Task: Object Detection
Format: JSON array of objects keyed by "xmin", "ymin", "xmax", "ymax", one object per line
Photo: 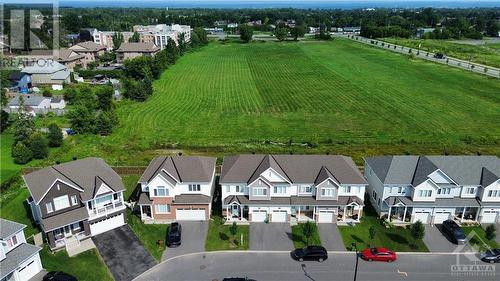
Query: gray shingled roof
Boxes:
[
  {"xmin": 72, "ymin": 41, "xmax": 106, "ymax": 52},
  {"xmin": 247, "ymin": 155, "xmax": 291, "ymax": 184},
  {"xmin": 384, "ymin": 196, "xmax": 481, "ymax": 207},
  {"xmin": 0, "ymin": 219, "xmax": 26, "ymax": 240},
  {"xmin": 138, "ymin": 156, "xmax": 216, "ymax": 184},
  {"xmin": 41, "ymin": 207, "xmax": 88, "ymax": 231},
  {"xmin": 220, "ymin": 155, "xmax": 366, "ymax": 185},
  {"xmin": 481, "ymin": 167, "xmax": 499, "ymax": 187},
  {"xmin": 7, "ymin": 95, "xmax": 46, "ymax": 107},
  {"xmin": 137, "ymin": 192, "xmax": 152, "ymax": 205},
  {"xmin": 174, "ymin": 194, "xmax": 211, "ymax": 204},
  {"xmin": 116, "ymin": 42, "xmax": 160, "ymax": 53},
  {"xmin": 366, "ymin": 156, "xmax": 499, "ymax": 186},
  {"xmin": 224, "ymin": 195, "xmax": 362, "ymax": 206},
  {"xmin": 24, "ymin": 157, "xmax": 124, "ymax": 204},
  {"xmin": 0, "ymin": 243, "xmax": 41, "ymax": 279},
  {"xmin": 21, "ymin": 60, "xmax": 66, "ymax": 74}
]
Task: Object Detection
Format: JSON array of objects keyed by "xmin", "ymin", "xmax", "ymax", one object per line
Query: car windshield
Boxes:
[{"xmin": 454, "ymin": 229, "xmax": 466, "ymax": 239}]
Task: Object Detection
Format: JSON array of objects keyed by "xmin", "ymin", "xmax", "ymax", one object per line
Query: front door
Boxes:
[
  {"xmin": 64, "ymin": 225, "xmax": 71, "ymax": 237},
  {"xmin": 231, "ymin": 205, "xmax": 239, "ymax": 217}
]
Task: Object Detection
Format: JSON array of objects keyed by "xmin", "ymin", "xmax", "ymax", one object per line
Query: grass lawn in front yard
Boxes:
[
  {"xmin": 126, "ymin": 209, "xmax": 168, "ymax": 261},
  {"xmin": 291, "ymin": 223, "xmax": 322, "ymax": 249},
  {"xmin": 205, "ymin": 217, "xmax": 250, "ymax": 251},
  {"xmin": 463, "ymin": 226, "xmax": 499, "ymax": 251},
  {"xmin": 40, "ymin": 246, "xmax": 113, "ymax": 281},
  {"xmin": 338, "ymin": 204, "xmax": 428, "ymax": 252}
]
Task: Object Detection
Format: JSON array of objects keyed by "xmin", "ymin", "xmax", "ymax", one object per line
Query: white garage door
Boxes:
[
  {"xmin": 90, "ymin": 213, "xmax": 125, "ymax": 236},
  {"xmin": 176, "ymin": 208, "xmax": 206, "ymax": 221},
  {"xmin": 252, "ymin": 210, "xmax": 267, "ymax": 222},
  {"xmin": 318, "ymin": 210, "xmax": 334, "ymax": 223},
  {"xmin": 17, "ymin": 255, "xmax": 41, "ymax": 281},
  {"xmin": 481, "ymin": 211, "xmax": 499, "ymax": 223},
  {"xmin": 413, "ymin": 212, "xmax": 430, "ymax": 224},
  {"xmin": 433, "ymin": 212, "xmax": 451, "ymax": 224},
  {"xmin": 272, "ymin": 210, "xmax": 288, "ymax": 222}
]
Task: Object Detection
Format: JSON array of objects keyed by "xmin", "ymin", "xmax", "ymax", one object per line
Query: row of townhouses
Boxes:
[
  {"xmin": 88, "ymin": 24, "xmax": 191, "ymax": 51},
  {"xmin": 21, "ymin": 155, "xmax": 499, "ymax": 252}
]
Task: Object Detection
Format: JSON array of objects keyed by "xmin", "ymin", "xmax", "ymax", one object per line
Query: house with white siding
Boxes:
[
  {"xmin": 220, "ymin": 155, "xmax": 367, "ymax": 223},
  {"xmin": 364, "ymin": 155, "xmax": 500, "ymax": 224}
]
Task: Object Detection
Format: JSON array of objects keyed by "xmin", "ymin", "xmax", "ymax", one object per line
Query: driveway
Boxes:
[
  {"xmin": 318, "ymin": 224, "xmax": 345, "ymax": 251},
  {"xmin": 423, "ymin": 225, "xmax": 458, "ymax": 253},
  {"xmin": 250, "ymin": 223, "xmax": 293, "ymax": 251},
  {"xmin": 93, "ymin": 225, "xmax": 157, "ymax": 281},
  {"xmin": 161, "ymin": 221, "xmax": 208, "ymax": 261}
]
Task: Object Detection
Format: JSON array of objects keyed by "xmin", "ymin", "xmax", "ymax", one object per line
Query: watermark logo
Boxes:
[
  {"xmin": 451, "ymin": 229, "xmax": 496, "ymax": 277},
  {"xmin": 1, "ymin": 0, "xmax": 59, "ymax": 70}
]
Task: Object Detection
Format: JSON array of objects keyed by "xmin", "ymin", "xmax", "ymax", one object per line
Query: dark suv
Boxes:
[
  {"xmin": 167, "ymin": 222, "xmax": 182, "ymax": 247},
  {"xmin": 441, "ymin": 219, "xmax": 466, "ymax": 244},
  {"xmin": 292, "ymin": 246, "xmax": 328, "ymax": 262}
]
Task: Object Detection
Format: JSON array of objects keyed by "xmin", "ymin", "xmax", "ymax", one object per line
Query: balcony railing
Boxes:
[{"xmin": 89, "ymin": 201, "xmax": 124, "ymax": 218}]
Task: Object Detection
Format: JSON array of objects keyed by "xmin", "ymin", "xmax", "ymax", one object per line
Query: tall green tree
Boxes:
[
  {"xmin": 47, "ymin": 123, "xmax": 63, "ymax": 147},
  {"xmin": 112, "ymin": 32, "xmax": 124, "ymax": 51},
  {"xmin": 12, "ymin": 141, "xmax": 32, "ymax": 164},
  {"xmin": 193, "ymin": 27, "xmax": 209, "ymax": 46},
  {"xmin": 165, "ymin": 38, "xmax": 180, "ymax": 64},
  {"xmin": 29, "ymin": 133, "xmax": 49, "ymax": 159},
  {"xmin": 274, "ymin": 27, "xmax": 288, "ymax": 41},
  {"xmin": 95, "ymin": 85, "xmax": 114, "ymax": 111},
  {"xmin": 178, "ymin": 33, "xmax": 187, "ymax": 55},
  {"xmin": 239, "ymin": 24, "xmax": 253, "ymax": 43},
  {"xmin": 12, "ymin": 97, "xmax": 36, "ymax": 144},
  {"xmin": 129, "ymin": 31, "xmax": 141, "ymax": 43},
  {"xmin": 290, "ymin": 25, "xmax": 306, "ymax": 40},
  {"xmin": 67, "ymin": 103, "xmax": 96, "ymax": 134}
]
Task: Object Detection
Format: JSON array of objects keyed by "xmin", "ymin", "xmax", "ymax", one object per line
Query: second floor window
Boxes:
[
  {"xmin": 418, "ymin": 190, "xmax": 432, "ymax": 197},
  {"xmin": 299, "ymin": 186, "xmax": 312, "ymax": 193},
  {"xmin": 154, "ymin": 186, "xmax": 168, "ymax": 196},
  {"xmin": 253, "ymin": 188, "xmax": 267, "ymax": 196},
  {"xmin": 321, "ymin": 188, "xmax": 336, "ymax": 197},
  {"xmin": 465, "ymin": 187, "xmax": 476, "ymax": 194},
  {"xmin": 71, "ymin": 195, "xmax": 78, "ymax": 206},
  {"xmin": 235, "ymin": 185, "xmax": 242, "ymax": 192},
  {"xmin": 7, "ymin": 235, "xmax": 18, "ymax": 248},
  {"xmin": 53, "ymin": 195, "xmax": 70, "ymax": 211},
  {"xmin": 342, "ymin": 186, "xmax": 352, "ymax": 193},
  {"xmin": 46, "ymin": 202, "xmax": 53, "ymax": 213},
  {"xmin": 189, "ymin": 184, "xmax": 201, "ymax": 192},
  {"xmin": 274, "ymin": 186, "xmax": 287, "ymax": 194},
  {"xmin": 437, "ymin": 188, "xmax": 451, "ymax": 195},
  {"xmin": 488, "ymin": 190, "xmax": 500, "ymax": 197}
]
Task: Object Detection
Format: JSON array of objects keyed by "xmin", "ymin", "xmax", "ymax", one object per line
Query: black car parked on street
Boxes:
[
  {"xmin": 43, "ymin": 271, "xmax": 77, "ymax": 281},
  {"xmin": 481, "ymin": 249, "xmax": 500, "ymax": 263},
  {"xmin": 291, "ymin": 246, "xmax": 328, "ymax": 262},
  {"xmin": 441, "ymin": 219, "xmax": 466, "ymax": 244},
  {"xmin": 167, "ymin": 222, "xmax": 182, "ymax": 247}
]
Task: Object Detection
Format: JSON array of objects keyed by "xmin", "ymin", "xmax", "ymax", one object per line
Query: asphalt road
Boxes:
[{"xmin": 135, "ymin": 252, "xmax": 498, "ymax": 281}]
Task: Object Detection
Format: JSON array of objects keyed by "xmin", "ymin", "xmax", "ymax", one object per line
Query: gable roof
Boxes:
[
  {"xmin": 314, "ymin": 166, "xmax": 339, "ymax": 185},
  {"xmin": 116, "ymin": 42, "xmax": 160, "ymax": 53},
  {"xmin": 70, "ymin": 41, "xmax": 106, "ymax": 52},
  {"xmin": 139, "ymin": 156, "xmax": 216, "ymax": 184},
  {"xmin": 220, "ymin": 155, "xmax": 366, "ymax": 185},
  {"xmin": 366, "ymin": 156, "xmax": 500, "ymax": 186},
  {"xmin": 21, "ymin": 60, "xmax": 67, "ymax": 75},
  {"xmin": 7, "ymin": 95, "xmax": 47, "ymax": 107},
  {"xmin": 55, "ymin": 48, "xmax": 84, "ymax": 62},
  {"xmin": 23, "ymin": 157, "xmax": 124, "ymax": 204},
  {"xmin": 247, "ymin": 155, "xmax": 290, "ymax": 184},
  {"xmin": 0, "ymin": 243, "xmax": 41, "ymax": 280},
  {"xmin": 481, "ymin": 167, "xmax": 499, "ymax": 187},
  {"xmin": 0, "ymin": 219, "xmax": 26, "ymax": 240}
]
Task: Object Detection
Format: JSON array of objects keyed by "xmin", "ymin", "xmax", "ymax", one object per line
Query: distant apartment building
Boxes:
[
  {"xmin": 116, "ymin": 42, "xmax": 160, "ymax": 63},
  {"xmin": 87, "ymin": 24, "xmax": 191, "ymax": 51}
]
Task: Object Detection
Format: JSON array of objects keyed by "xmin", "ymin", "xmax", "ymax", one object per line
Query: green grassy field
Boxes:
[
  {"xmin": 1, "ymin": 39, "xmax": 499, "ymax": 179},
  {"xmin": 0, "ymin": 134, "xmax": 22, "ymax": 182},
  {"xmin": 381, "ymin": 38, "xmax": 500, "ymax": 68}
]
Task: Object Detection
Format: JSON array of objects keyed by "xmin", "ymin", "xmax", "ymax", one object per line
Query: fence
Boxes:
[{"xmin": 344, "ymin": 35, "xmax": 500, "ymax": 79}]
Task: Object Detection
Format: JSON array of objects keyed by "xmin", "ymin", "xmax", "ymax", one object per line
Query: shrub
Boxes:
[
  {"xmin": 48, "ymin": 123, "xmax": 63, "ymax": 147},
  {"xmin": 230, "ymin": 222, "xmax": 238, "ymax": 236},
  {"xmin": 12, "ymin": 142, "xmax": 32, "ymax": 164},
  {"xmin": 369, "ymin": 226, "xmax": 376, "ymax": 240},
  {"xmin": 485, "ymin": 225, "xmax": 496, "ymax": 241},
  {"xmin": 410, "ymin": 221, "xmax": 425, "ymax": 240}
]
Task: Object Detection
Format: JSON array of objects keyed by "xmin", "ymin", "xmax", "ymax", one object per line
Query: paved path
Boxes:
[
  {"xmin": 318, "ymin": 224, "xmax": 346, "ymax": 251},
  {"xmin": 250, "ymin": 223, "xmax": 293, "ymax": 251},
  {"xmin": 423, "ymin": 225, "xmax": 457, "ymax": 253},
  {"xmin": 135, "ymin": 251, "xmax": 498, "ymax": 281},
  {"xmin": 340, "ymin": 34, "xmax": 500, "ymax": 78},
  {"xmin": 161, "ymin": 221, "xmax": 208, "ymax": 261},
  {"xmin": 93, "ymin": 225, "xmax": 156, "ymax": 281}
]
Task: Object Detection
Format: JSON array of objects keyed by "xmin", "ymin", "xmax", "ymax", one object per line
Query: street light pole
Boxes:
[{"xmin": 352, "ymin": 242, "xmax": 359, "ymax": 281}]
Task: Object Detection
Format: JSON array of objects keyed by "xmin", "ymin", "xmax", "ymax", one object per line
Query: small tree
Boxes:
[
  {"xmin": 112, "ymin": 32, "xmax": 124, "ymax": 51},
  {"xmin": 410, "ymin": 221, "xmax": 425, "ymax": 241},
  {"xmin": 485, "ymin": 225, "xmax": 496, "ymax": 241},
  {"xmin": 129, "ymin": 31, "xmax": 140, "ymax": 43},
  {"xmin": 274, "ymin": 27, "xmax": 288, "ymax": 41},
  {"xmin": 369, "ymin": 226, "xmax": 376, "ymax": 240},
  {"xmin": 95, "ymin": 85, "xmax": 114, "ymax": 111},
  {"xmin": 48, "ymin": 123, "xmax": 63, "ymax": 147},
  {"xmin": 42, "ymin": 88, "xmax": 52, "ymax": 97},
  {"xmin": 12, "ymin": 141, "xmax": 33, "ymax": 164},
  {"xmin": 29, "ymin": 133, "xmax": 49, "ymax": 159},
  {"xmin": 302, "ymin": 221, "xmax": 314, "ymax": 246},
  {"xmin": 290, "ymin": 25, "xmax": 306, "ymax": 41},
  {"xmin": 239, "ymin": 24, "xmax": 253, "ymax": 43},
  {"xmin": 230, "ymin": 221, "xmax": 238, "ymax": 236},
  {"xmin": 12, "ymin": 97, "xmax": 36, "ymax": 144}
]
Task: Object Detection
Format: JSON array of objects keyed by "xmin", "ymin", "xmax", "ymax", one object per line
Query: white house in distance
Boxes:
[
  {"xmin": 6, "ymin": 95, "xmax": 66, "ymax": 116},
  {"xmin": 0, "ymin": 219, "xmax": 43, "ymax": 281},
  {"xmin": 365, "ymin": 155, "xmax": 500, "ymax": 224},
  {"xmin": 136, "ymin": 156, "xmax": 216, "ymax": 222},
  {"xmin": 220, "ymin": 155, "xmax": 367, "ymax": 223}
]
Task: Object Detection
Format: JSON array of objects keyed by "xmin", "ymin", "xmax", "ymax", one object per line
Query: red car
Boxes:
[{"xmin": 360, "ymin": 247, "xmax": 397, "ymax": 262}]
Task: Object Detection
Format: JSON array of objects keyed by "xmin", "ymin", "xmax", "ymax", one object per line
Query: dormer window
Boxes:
[
  {"xmin": 6, "ymin": 235, "xmax": 18, "ymax": 248},
  {"xmin": 188, "ymin": 184, "xmax": 201, "ymax": 192},
  {"xmin": 46, "ymin": 202, "xmax": 54, "ymax": 213},
  {"xmin": 465, "ymin": 187, "xmax": 476, "ymax": 194},
  {"xmin": 53, "ymin": 195, "xmax": 70, "ymax": 211},
  {"xmin": 488, "ymin": 190, "xmax": 500, "ymax": 197},
  {"xmin": 437, "ymin": 188, "xmax": 451, "ymax": 195}
]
